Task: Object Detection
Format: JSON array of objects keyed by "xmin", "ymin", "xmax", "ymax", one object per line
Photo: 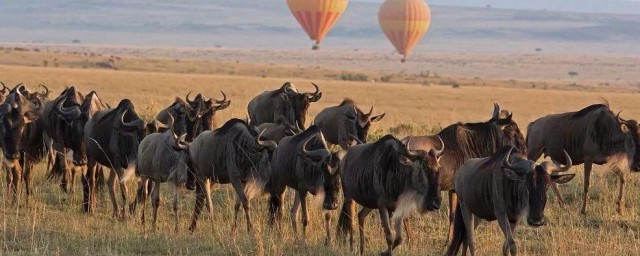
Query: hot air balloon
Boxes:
[
  {"xmin": 286, "ymin": 0, "xmax": 349, "ymax": 50},
  {"xmin": 378, "ymin": 0, "xmax": 431, "ymax": 62}
]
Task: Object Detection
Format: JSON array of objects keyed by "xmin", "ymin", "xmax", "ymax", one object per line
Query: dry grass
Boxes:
[{"xmin": 1, "ymin": 53, "xmax": 640, "ymax": 255}]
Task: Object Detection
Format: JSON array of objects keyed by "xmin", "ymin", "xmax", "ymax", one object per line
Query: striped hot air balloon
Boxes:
[
  {"xmin": 286, "ymin": 0, "xmax": 349, "ymax": 50},
  {"xmin": 378, "ymin": 0, "xmax": 431, "ymax": 62}
]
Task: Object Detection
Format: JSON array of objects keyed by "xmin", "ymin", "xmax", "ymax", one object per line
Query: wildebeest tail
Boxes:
[
  {"xmin": 336, "ymin": 197, "xmax": 355, "ymax": 240},
  {"xmin": 445, "ymin": 204, "xmax": 466, "ymax": 256}
]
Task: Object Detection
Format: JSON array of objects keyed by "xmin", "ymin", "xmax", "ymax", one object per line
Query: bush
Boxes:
[{"xmin": 339, "ymin": 72, "xmax": 369, "ymax": 81}]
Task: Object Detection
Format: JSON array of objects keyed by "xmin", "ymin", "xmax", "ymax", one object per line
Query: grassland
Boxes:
[{"xmin": 1, "ymin": 49, "xmax": 640, "ymax": 255}]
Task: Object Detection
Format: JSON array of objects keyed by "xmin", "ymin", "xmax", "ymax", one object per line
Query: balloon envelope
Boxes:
[
  {"xmin": 287, "ymin": 0, "xmax": 349, "ymax": 50},
  {"xmin": 378, "ymin": 0, "xmax": 431, "ymax": 62}
]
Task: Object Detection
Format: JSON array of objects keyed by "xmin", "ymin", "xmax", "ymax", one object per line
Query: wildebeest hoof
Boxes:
[{"xmin": 380, "ymin": 250, "xmax": 392, "ymax": 256}]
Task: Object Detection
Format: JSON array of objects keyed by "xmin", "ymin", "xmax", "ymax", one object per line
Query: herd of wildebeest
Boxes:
[{"xmin": 1, "ymin": 81, "xmax": 639, "ymax": 255}]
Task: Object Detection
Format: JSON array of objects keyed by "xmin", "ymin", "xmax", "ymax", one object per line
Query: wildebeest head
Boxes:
[
  {"xmin": 400, "ymin": 136, "xmax": 444, "ymax": 211},
  {"xmin": 185, "ymin": 91, "xmax": 231, "ymax": 140},
  {"xmin": 0, "ymin": 91, "xmax": 42, "ymax": 160},
  {"xmin": 340, "ymin": 102, "xmax": 385, "ymax": 148},
  {"xmin": 282, "ymin": 82, "xmax": 322, "ymax": 130},
  {"xmin": 489, "ymin": 103, "xmax": 527, "ymax": 155},
  {"xmin": 617, "ymin": 113, "xmax": 640, "ymax": 171},
  {"xmin": 298, "ymin": 131, "xmax": 342, "ymax": 210},
  {"xmin": 55, "ymin": 91, "xmax": 106, "ymax": 165},
  {"xmin": 526, "ymin": 150, "xmax": 575, "ymax": 227},
  {"xmin": 112, "ymin": 100, "xmax": 148, "ymax": 169}
]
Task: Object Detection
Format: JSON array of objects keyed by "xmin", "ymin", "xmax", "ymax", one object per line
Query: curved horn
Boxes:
[
  {"xmin": 214, "ymin": 90, "xmax": 227, "ymax": 104},
  {"xmin": 492, "ymin": 103, "xmax": 500, "ymax": 119},
  {"xmin": 435, "ymin": 136, "xmax": 445, "ymax": 157},
  {"xmin": 367, "ymin": 106, "xmax": 374, "ymax": 116},
  {"xmin": 185, "ymin": 91, "xmax": 195, "ymax": 105},
  {"xmin": 156, "ymin": 112, "xmax": 174, "ymax": 130},
  {"xmin": 311, "ymin": 83, "xmax": 320, "ymax": 95},
  {"xmin": 256, "ymin": 129, "xmax": 277, "ymax": 151},
  {"xmin": 55, "ymin": 96, "xmax": 81, "ymax": 120},
  {"xmin": 0, "ymin": 81, "xmax": 8, "ymax": 94},
  {"xmin": 616, "ymin": 110, "xmax": 625, "ymax": 123},
  {"xmin": 175, "ymin": 134, "xmax": 189, "ymax": 150},
  {"xmin": 502, "ymin": 147, "xmax": 515, "ymax": 169},
  {"xmin": 119, "ymin": 110, "xmax": 144, "ymax": 131},
  {"xmin": 405, "ymin": 137, "xmax": 421, "ymax": 157},
  {"xmin": 301, "ymin": 134, "xmax": 331, "ymax": 160},
  {"xmin": 557, "ymin": 150, "xmax": 572, "ymax": 173},
  {"xmin": 37, "ymin": 84, "xmax": 50, "ymax": 98}
]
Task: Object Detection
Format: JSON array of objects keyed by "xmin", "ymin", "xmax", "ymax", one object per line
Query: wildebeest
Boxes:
[
  {"xmin": 527, "ymin": 102, "xmax": 640, "ymax": 214},
  {"xmin": 314, "ymin": 99, "xmax": 385, "ymax": 149},
  {"xmin": 83, "ymin": 99, "xmax": 148, "ymax": 216},
  {"xmin": 0, "ymin": 90, "xmax": 45, "ymax": 203},
  {"xmin": 43, "ymin": 87, "xmax": 108, "ymax": 193},
  {"xmin": 188, "ymin": 118, "xmax": 277, "ymax": 232},
  {"xmin": 446, "ymin": 146, "xmax": 574, "ymax": 256},
  {"xmin": 337, "ymin": 135, "xmax": 443, "ymax": 255},
  {"xmin": 403, "ymin": 103, "xmax": 526, "ymax": 243},
  {"xmin": 183, "ymin": 91, "xmax": 231, "ymax": 140},
  {"xmin": 130, "ymin": 114, "xmax": 191, "ymax": 231},
  {"xmin": 267, "ymin": 125, "xmax": 342, "ymax": 244},
  {"xmin": 247, "ymin": 82, "xmax": 322, "ymax": 130}
]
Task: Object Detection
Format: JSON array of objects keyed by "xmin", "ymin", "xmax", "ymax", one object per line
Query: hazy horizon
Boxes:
[{"xmin": 356, "ymin": 0, "xmax": 640, "ymax": 15}]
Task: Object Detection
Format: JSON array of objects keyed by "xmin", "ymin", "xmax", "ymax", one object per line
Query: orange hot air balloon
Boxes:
[
  {"xmin": 287, "ymin": 0, "xmax": 349, "ymax": 50},
  {"xmin": 378, "ymin": 0, "xmax": 431, "ymax": 62}
]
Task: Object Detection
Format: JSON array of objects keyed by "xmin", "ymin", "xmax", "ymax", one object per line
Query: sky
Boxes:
[{"xmin": 355, "ymin": 0, "xmax": 640, "ymax": 15}]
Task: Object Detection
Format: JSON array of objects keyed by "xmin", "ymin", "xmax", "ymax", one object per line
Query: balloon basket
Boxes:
[
  {"xmin": 400, "ymin": 57, "xmax": 406, "ymax": 63},
  {"xmin": 312, "ymin": 44, "xmax": 320, "ymax": 50}
]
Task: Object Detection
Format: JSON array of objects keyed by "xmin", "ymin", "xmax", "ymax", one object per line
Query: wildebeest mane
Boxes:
[
  {"xmin": 338, "ymin": 98, "xmax": 355, "ymax": 107},
  {"xmin": 216, "ymin": 118, "xmax": 257, "ymax": 138},
  {"xmin": 478, "ymin": 146, "xmax": 516, "ymax": 170},
  {"xmin": 438, "ymin": 122, "xmax": 505, "ymax": 165},
  {"xmin": 571, "ymin": 104, "xmax": 608, "ymax": 119}
]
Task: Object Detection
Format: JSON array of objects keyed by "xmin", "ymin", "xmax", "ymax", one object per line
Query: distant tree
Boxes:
[
  {"xmin": 535, "ymin": 48, "xmax": 542, "ymax": 52},
  {"xmin": 486, "ymin": 4, "xmax": 491, "ymax": 8},
  {"xmin": 72, "ymin": 39, "xmax": 81, "ymax": 44},
  {"xmin": 568, "ymin": 71, "xmax": 579, "ymax": 78}
]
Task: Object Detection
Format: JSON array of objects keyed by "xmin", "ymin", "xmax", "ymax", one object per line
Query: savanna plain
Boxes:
[{"xmin": 1, "ymin": 46, "xmax": 640, "ymax": 255}]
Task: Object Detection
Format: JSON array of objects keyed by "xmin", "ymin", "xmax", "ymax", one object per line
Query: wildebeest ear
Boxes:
[
  {"xmin": 502, "ymin": 168, "xmax": 524, "ymax": 182},
  {"xmin": 621, "ymin": 123, "xmax": 629, "ymax": 132},
  {"xmin": 370, "ymin": 113, "xmax": 385, "ymax": 123},
  {"xmin": 551, "ymin": 173, "xmax": 575, "ymax": 184},
  {"xmin": 398, "ymin": 156, "xmax": 414, "ymax": 166}
]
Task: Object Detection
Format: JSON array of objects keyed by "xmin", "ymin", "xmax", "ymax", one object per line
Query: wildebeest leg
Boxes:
[
  {"xmin": 107, "ymin": 170, "xmax": 119, "ymax": 219},
  {"xmin": 403, "ymin": 219, "xmax": 412, "ymax": 243},
  {"xmin": 23, "ymin": 160, "xmax": 34, "ymax": 201},
  {"xmin": 378, "ymin": 207, "xmax": 395, "ymax": 256},
  {"xmin": 460, "ymin": 204, "xmax": 476, "ymax": 256},
  {"xmin": 581, "ymin": 162, "xmax": 593, "ymax": 214},
  {"xmin": 324, "ymin": 211, "xmax": 332, "ymax": 246},
  {"xmin": 358, "ymin": 207, "xmax": 372, "ymax": 255},
  {"xmin": 232, "ymin": 199, "xmax": 241, "ymax": 235},
  {"xmin": 446, "ymin": 190, "xmax": 458, "ymax": 246},
  {"xmin": 613, "ymin": 167, "xmax": 625, "ymax": 214},
  {"xmin": 391, "ymin": 215, "xmax": 403, "ymax": 251},
  {"xmin": 172, "ymin": 182, "xmax": 181, "ymax": 232},
  {"xmin": 82, "ymin": 159, "xmax": 98, "ymax": 213},
  {"xmin": 139, "ymin": 177, "xmax": 149, "ymax": 224},
  {"xmin": 151, "ymin": 180, "xmax": 161, "ymax": 231},
  {"xmin": 290, "ymin": 191, "xmax": 301, "ymax": 235},
  {"xmin": 188, "ymin": 179, "xmax": 206, "ymax": 232},
  {"xmin": 130, "ymin": 179, "xmax": 143, "ymax": 215},
  {"xmin": 497, "ymin": 214, "xmax": 516, "ymax": 256},
  {"xmin": 299, "ymin": 191, "xmax": 310, "ymax": 240},
  {"xmin": 119, "ymin": 173, "xmax": 129, "ymax": 220},
  {"xmin": 70, "ymin": 165, "xmax": 79, "ymax": 194},
  {"xmin": 231, "ymin": 180, "xmax": 252, "ymax": 232},
  {"xmin": 204, "ymin": 179, "xmax": 215, "ymax": 229},
  {"xmin": 4, "ymin": 162, "xmax": 15, "ymax": 203}
]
